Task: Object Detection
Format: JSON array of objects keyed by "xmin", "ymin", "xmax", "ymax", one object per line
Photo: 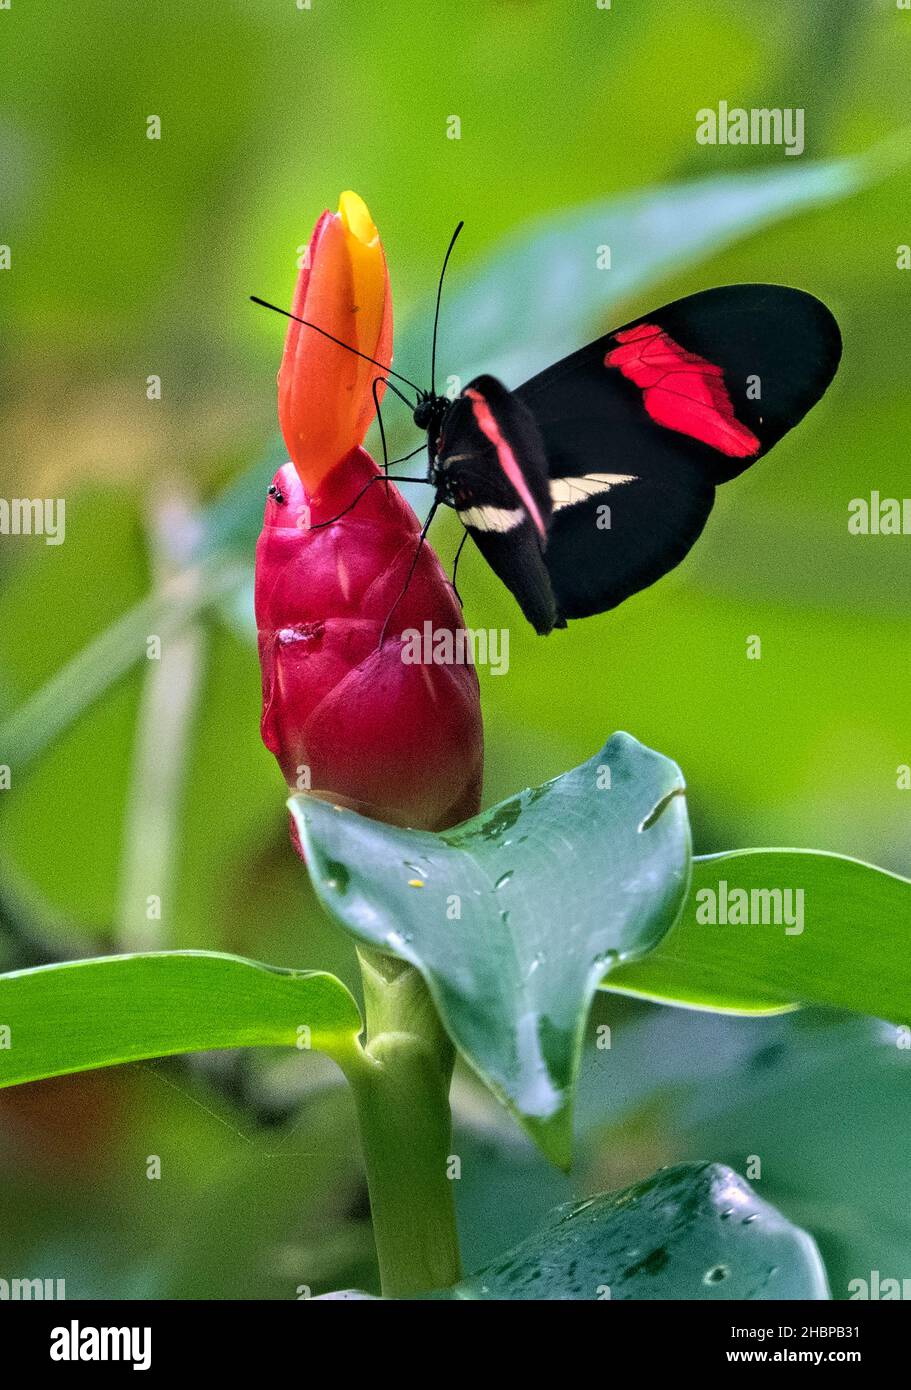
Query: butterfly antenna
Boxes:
[
  {"xmin": 430, "ymin": 221, "xmax": 464, "ymax": 397},
  {"xmin": 250, "ymin": 296, "xmax": 423, "ymax": 397}
]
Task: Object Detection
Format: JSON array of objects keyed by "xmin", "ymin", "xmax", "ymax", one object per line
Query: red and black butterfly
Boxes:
[{"xmin": 254, "ymin": 226, "xmax": 841, "ymax": 635}]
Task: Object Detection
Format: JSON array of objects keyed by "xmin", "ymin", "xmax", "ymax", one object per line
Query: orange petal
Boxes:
[{"xmin": 278, "ymin": 194, "xmax": 393, "ymax": 492}]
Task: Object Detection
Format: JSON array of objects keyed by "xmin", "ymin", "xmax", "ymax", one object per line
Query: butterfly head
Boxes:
[
  {"xmin": 412, "ymin": 394, "xmax": 436, "ymax": 431},
  {"xmin": 413, "ymin": 390, "xmax": 451, "ymax": 441}
]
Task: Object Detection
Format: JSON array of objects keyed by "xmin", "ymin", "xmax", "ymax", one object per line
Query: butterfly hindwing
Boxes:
[
  {"xmin": 544, "ymin": 465, "xmax": 717, "ymax": 622},
  {"xmin": 436, "ymin": 375, "xmax": 560, "ymax": 634},
  {"xmin": 515, "ymin": 283, "xmax": 842, "ymax": 622}
]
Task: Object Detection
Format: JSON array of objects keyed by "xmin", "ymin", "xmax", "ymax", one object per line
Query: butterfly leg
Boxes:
[
  {"xmin": 450, "ymin": 529, "xmax": 468, "ymax": 609},
  {"xmin": 308, "ymin": 470, "xmax": 433, "ymax": 530},
  {"xmin": 371, "ymin": 376, "xmax": 391, "ymax": 480},
  {"xmin": 371, "ymin": 375, "xmax": 423, "ymax": 479},
  {"xmin": 378, "ymin": 500, "xmax": 440, "ymax": 649},
  {"xmin": 308, "ymin": 473, "xmax": 387, "ymax": 529},
  {"xmin": 309, "ymin": 377, "xmax": 429, "ymax": 530}
]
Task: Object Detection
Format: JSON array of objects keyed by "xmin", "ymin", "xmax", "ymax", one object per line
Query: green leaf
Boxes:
[
  {"xmin": 320, "ymin": 1162, "xmax": 829, "ymax": 1300},
  {"xmin": 669, "ymin": 1015, "xmax": 911, "ymax": 1300},
  {"xmin": 292, "ymin": 733, "xmax": 690, "ymax": 1167},
  {"xmin": 0, "ymin": 951, "xmax": 363, "ymax": 1087},
  {"xmin": 432, "ymin": 1162, "xmax": 829, "ymax": 1300},
  {"xmin": 606, "ymin": 849, "xmax": 911, "ymax": 1018},
  {"xmin": 393, "ymin": 136, "xmax": 911, "ymax": 395}
]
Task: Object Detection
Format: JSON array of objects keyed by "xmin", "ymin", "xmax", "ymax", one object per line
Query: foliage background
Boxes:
[{"xmin": 0, "ymin": 0, "xmax": 908, "ymax": 1298}]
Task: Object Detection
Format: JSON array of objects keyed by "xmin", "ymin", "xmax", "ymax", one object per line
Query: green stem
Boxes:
[
  {"xmin": 344, "ymin": 947, "xmax": 462, "ymax": 1298},
  {"xmin": 117, "ymin": 490, "xmax": 207, "ymax": 953}
]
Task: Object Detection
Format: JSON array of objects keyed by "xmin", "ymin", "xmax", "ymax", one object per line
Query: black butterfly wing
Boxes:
[
  {"xmin": 542, "ymin": 461, "xmax": 717, "ymax": 623},
  {"xmin": 515, "ymin": 284, "xmax": 842, "ymax": 621},
  {"xmin": 465, "ymin": 523, "xmax": 562, "ymax": 636},
  {"xmin": 437, "ymin": 375, "xmax": 562, "ymax": 635}
]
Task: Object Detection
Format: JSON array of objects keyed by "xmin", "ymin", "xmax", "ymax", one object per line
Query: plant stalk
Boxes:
[{"xmin": 344, "ymin": 946, "xmax": 462, "ymax": 1297}]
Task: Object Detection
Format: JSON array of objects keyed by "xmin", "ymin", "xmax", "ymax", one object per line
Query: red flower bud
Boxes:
[{"xmin": 256, "ymin": 195, "xmax": 483, "ymax": 839}]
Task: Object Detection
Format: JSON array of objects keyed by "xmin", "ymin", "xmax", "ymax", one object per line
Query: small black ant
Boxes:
[{"xmin": 267, "ymin": 483, "xmax": 286, "ymax": 506}]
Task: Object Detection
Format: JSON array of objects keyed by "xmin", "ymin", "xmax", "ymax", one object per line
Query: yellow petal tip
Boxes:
[{"xmin": 338, "ymin": 190, "xmax": 378, "ymax": 245}]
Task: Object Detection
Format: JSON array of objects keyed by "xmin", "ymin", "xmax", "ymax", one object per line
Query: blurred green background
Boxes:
[{"xmin": 1, "ymin": 0, "xmax": 909, "ymax": 1298}]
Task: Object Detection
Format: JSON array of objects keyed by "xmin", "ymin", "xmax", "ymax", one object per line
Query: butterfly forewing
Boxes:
[{"xmin": 515, "ymin": 283, "xmax": 842, "ymax": 621}]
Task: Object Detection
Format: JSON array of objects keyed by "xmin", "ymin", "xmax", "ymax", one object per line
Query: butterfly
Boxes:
[{"xmin": 254, "ymin": 225, "xmax": 842, "ymax": 635}]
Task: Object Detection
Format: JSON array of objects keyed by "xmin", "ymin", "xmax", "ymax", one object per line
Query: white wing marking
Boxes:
[
  {"xmin": 458, "ymin": 504, "xmax": 527, "ymax": 533},
  {"xmin": 550, "ymin": 473, "xmax": 637, "ymax": 511}
]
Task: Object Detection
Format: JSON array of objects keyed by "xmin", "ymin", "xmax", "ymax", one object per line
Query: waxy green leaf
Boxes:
[
  {"xmin": 0, "ymin": 950, "xmax": 363, "ymax": 1087},
  {"xmin": 395, "ymin": 136, "xmax": 910, "ymax": 396},
  {"xmin": 321, "ymin": 1163, "xmax": 829, "ymax": 1301},
  {"xmin": 436, "ymin": 1162, "xmax": 829, "ymax": 1300},
  {"xmin": 292, "ymin": 733, "xmax": 690, "ymax": 1167},
  {"xmin": 606, "ymin": 849, "xmax": 911, "ymax": 1018}
]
